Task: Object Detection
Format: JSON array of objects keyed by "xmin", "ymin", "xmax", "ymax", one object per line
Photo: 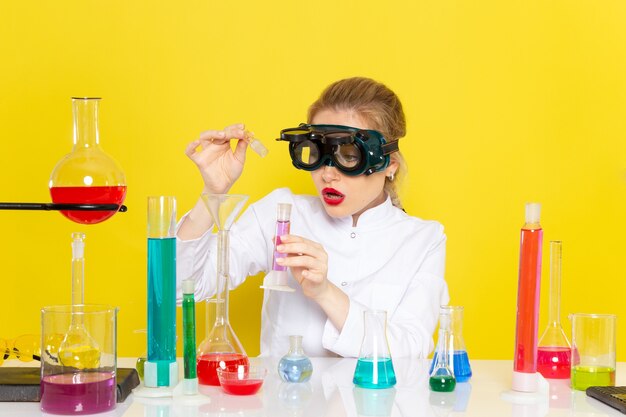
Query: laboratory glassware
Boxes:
[
  {"xmin": 570, "ymin": 313, "xmax": 616, "ymax": 390},
  {"xmin": 40, "ymin": 304, "xmax": 117, "ymax": 415},
  {"xmin": 278, "ymin": 335, "xmax": 313, "ymax": 382},
  {"xmin": 261, "ymin": 203, "xmax": 295, "ymax": 292},
  {"xmin": 429, "ymin": 306, "xmax": 472, "ymax": 382},
  {"xmin": 512, "ymin": 202, "xmax": 543, "ymax": 392},
  {"xmin": 537, "ymin": 241, "xmax": 571, "ymax": 379},
  {"xmin": 145, "ymin": 196, "xmax": 178, "ymax": 388},
  {"xmin": 58, "ymin": 232, "xmax": 100, "ymax": 369},
  {"xmin": 182, "ymin": 279, "xmax": 198, "ymax": 395},
  {"xmin": 196, "ymin": 193, "xmax": 250, "ymax": 386},
  {"xmin": 49, "ymin": 97, "xmax": 126, "ymax": 224},
  {"xmin": 353, "ymin": 310, "xmax": 397, "ymax": 389},
  {"xmin": 429, "ymin": 307, "xmax": 456, "ymax": 392}
]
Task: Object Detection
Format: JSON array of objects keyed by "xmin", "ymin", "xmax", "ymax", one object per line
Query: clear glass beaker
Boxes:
[
  {"xmin": 537, "ymin": 241, "xmax": 571, "ymax": 379},
  {"xmin": 196, "ymin": 193, "xmax": 249, "ymax": 386},
  {"xmin": 145, "ymin": 196, "xmax": 178, "ymax": 388},
  {"xmin": 570, "ymin": 313, "xmax": 616, "ymax": 390},
  {"xmin": 40, "ymin": 304, "xmax": 117, "ymax": 415},
  {"xmin": 353, "ymin": 310, "xmax": 397, "ymax": 389},
  {"xmin": 429, "ymin": 306, "xmax": 472, "ymax": 383},
  {"xmin": 49, "ymin": 97, "xmax": 126, "ymax": 224}
]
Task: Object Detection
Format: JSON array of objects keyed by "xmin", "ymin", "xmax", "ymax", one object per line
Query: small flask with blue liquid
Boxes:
[
  {"xmin": 353, "ymin": 310, "xmax": 397, "ymax": 389},
  {"xmin": 278, "ymin": 335, "xmax": 313, "ymax": 382},
  {"xmin": 429, "ymin": 305, "xmax": 472, "ymax": 383}
]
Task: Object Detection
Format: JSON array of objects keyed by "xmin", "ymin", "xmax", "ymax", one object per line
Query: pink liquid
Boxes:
[
  {"xmin": 220, "ymin": 379, "xmax": 263, "ymax": 395},
  {"xmin": 272, "ymin": 220, "xmax": 290, "ymax": 271},
  {"xmin": 50, "ymin": 185, "xmax": 127, "ymax": 224},
  {"xmin": 537, "ymin": 346, "xmax": 571, "ymax": 379},
  {"xmin": 197, "ymin": 353, "xmax": 249, "ymax": 386},
  {"xmin": 513, "ymin": 227, "xmax": 543, "ymax": 373},
  {"xmin": 40, "ymin": 371, "xmax": 116, "ymax": 415}
]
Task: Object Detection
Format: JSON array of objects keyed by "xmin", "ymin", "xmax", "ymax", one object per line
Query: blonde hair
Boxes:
[{"xmin": 307, "ymin": 77, "xmax": 407, "ymax": 209}]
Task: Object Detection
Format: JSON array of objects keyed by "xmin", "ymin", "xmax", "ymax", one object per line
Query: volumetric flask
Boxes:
[
  {"xmin": 49, "ymin": 97, "xmax": 126, "ymax": 224},
  {"xmin": 429, "ymin": 306, "xmax": 472, "ymax": 382},
  {"xmin": 537, "ymin": 241, "xmax": 571, "ymax": 379},
  {"xmin": 429, "ymin": 308, "xmax": 456, "ymax": 392},
  {"xmin": 196, "ymin": 193, "xmax": 250, "ymax": 386},
  {"xmin": 40, "ymin": 304, "xmax": 117, "ymax": 415},
  {"xmin": 353, "ymin": 310, "xmax": 397, "ymax": 389},
  {"xmin": 570, "ymin": 313, "xmax": 616, "ymax": 391}
]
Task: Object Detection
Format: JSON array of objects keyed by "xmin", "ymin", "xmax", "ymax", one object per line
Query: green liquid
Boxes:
[
  {"xmin": 353, "ymin": 358, "xmax": 397, "ymax": 389},
  {"xmin": 571, "ymin": 365, "xmax": 615, "ymax": 391},
  {"xmin": 182, "ymin": 293, "xmax": 197, "ymax": 379},
  {"xmin": 429, "ymin": 375, "xmax": 456, "ymax": 392}
]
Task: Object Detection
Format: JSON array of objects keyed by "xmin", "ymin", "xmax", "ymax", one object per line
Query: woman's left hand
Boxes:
[{"xmin": 275, "ymin": 234, "xmax": 330, "ymax": 300}]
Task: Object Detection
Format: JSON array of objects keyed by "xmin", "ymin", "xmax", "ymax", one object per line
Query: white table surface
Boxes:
[{"xmin": 2, "ymin": 357, "xmax": 626, "ymax": 417}]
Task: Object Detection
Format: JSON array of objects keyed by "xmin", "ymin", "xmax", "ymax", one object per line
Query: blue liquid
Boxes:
[
  {"xmin": 353, "ymin": 358, "xmax": 397, "ymax": 389},
  {"xmin": 278, "ymin": 357, "xmax": 313, "ymax": 382},
  {"xmin": 429, "ymin": 351, "xmax": 472, "ymax": 382},
  {"xmin": 147, "ymin": 237, "xmax": 177, "ymax": 386}
]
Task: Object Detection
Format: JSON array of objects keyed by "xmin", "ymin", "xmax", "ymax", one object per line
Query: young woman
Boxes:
[{"xmin": 177, "ymin": 77, "xmax": 449, "ymax": 358}]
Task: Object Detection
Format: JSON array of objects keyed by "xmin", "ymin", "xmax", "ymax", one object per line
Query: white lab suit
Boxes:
[{"xmin": 176, "ymin": 187, "xmax": 449, "ymax": 358}]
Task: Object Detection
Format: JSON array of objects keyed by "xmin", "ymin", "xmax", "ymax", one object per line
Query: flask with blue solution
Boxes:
[
  {"xmin": 429, "ymin": 305, "xmax": 472, "ymax": 383},
  {"xmin": 278, "ymin": 335, "xmax": 313, "ymax": 383},
  {"xmin": 353, "ymin": 310, "xmax": 397, "ymax": 389}
]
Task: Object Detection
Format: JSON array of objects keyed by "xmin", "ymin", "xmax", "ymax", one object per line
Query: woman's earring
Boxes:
[{"xmin": 388, "ymin": 172, "xmax": 395, "ymax": 182}]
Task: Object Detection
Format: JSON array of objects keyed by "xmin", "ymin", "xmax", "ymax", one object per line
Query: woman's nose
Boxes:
[{"xmin": 321, "ymin": 165, "xmax": 340, "ymax": 183}]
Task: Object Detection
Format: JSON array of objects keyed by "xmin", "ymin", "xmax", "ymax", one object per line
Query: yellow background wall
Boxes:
[{"xmin": 1, "ymin": 1, "xmax": 625, "ymax": 361}]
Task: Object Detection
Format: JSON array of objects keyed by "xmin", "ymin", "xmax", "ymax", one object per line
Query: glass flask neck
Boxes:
[
  {"xmin": 547, "ymin": 241, "xmax": 563, "ymax": 325},
  {"xmin": 72, "ymin": 97, "xmax": 101, "ymax": 149},
  {"xmin": 288, "ymin": 335, "xmax": 305, "ymax": 357},
  {"xmin": 215, "ymin": 229, "xmax": 230, "ymax": 324}
]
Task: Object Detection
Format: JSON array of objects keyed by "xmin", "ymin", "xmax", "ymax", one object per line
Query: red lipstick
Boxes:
[{"xmin": 322, "ymin": 187, "xmax": 345, "ymax": 205}]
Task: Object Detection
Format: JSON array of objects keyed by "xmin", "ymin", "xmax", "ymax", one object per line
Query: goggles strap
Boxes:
[{"xmin": 381, "ymin": 140, "xmax": 399, "ymax": 155}]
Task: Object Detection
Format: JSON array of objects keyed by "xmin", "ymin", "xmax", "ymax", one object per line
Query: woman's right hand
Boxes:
[{"xmin": 185, "ymin": 123, "xmax": 249, "ymax": 194}]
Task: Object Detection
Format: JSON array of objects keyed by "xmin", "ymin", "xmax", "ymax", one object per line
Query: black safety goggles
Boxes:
[{"xmin": 276, "ymin": 124, "xmax": 399, "ymax": 176}]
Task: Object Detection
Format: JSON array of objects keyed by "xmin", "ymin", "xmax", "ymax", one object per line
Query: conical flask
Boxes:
[
  {"xmin": 353, "ymin": 310, "xmax": 397, "ymax": 389},
  {"xmin": 196, "ymin": 192, "xmax": 250, "ymax": 386},
  {"xmin": 537, "ymin": 241, "xmax": 571, "ymax": 379},
  {"xmin": 429, "ymin": 306, "xmax": 472, "ymax": 382},
  {"xmin": 49, "ymin": 97, "xmax": 126, "ymax": 224},
  {"xmin": 429, "ymin": 307, "xmax": 456, "ymax": 392}
]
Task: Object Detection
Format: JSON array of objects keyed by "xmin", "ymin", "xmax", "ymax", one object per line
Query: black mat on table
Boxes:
[{"xmin": 0, "ymin": 367, "xmax": 139, "ymax": 402}]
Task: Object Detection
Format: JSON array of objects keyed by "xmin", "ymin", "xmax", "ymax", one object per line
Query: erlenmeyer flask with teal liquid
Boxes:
[{"xmin": 353, "ymin": 310, "xmax": 397, "ymax": 389}]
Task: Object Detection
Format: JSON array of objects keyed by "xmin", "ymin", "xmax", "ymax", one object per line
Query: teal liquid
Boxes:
[
  {"xmin": 429, "ymin": 374, "xmax": 456, "ymax": 392},
  {"xmin": 147, "ymin": 237, "xmax": 177, "ymax": 386},
  {"xmin": 353, "ymin": 358, "xmax": 397, "ymax": 389}
]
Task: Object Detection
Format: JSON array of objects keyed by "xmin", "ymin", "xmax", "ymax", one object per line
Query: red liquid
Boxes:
[
  {"xmin": 537, "ymin": 346, "xmax": 571, "ymax": 379},
  {"xmin": 514, "ymin": 227, "xmax": 543, "ymax": 373},
  {"xmin": 197, "ymin": 353, "xmax": 249, "ymax": 386},
  {"xmin": 50, "ymin": 185, "xmax": 127, "ymax": 224},
  {"xmin": 220, "ymin": 379, "xmax": 263, "ymax": 395},
  {"xmin": 40, "ymin": 371, "xmax": 116, "ymax": 415}
]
